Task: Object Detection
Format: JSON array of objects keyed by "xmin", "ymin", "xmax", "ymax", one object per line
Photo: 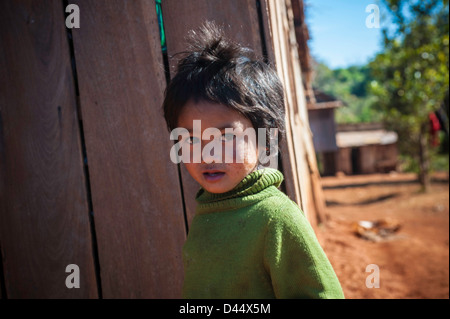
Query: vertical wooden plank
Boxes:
[
  {"xmin": 266, "ymin": 0, "xmax": 303, "ymax": 208},
  {"xmin": 0, "ymin": 0, "xmax": 98, "ymax": 298},
  {"xmin": 71, "ymin": 0, "xmax": 186, "ymax": 298},
  {"xmin": 0, "ymin": 97, "xmax": 5, "ymax": 299},
  {"xmin": 284, "ymin": 0, "xmax": 318, "ymax": 225},
  {"xmin": 259, "ymin": 0, "xmax": 277, "ymax": 64},
  {"xmin": 163, "ymin": 0, "xmax": 263, "ymax": 58},
  {"xmin": 284, "ymin": 0, "xmax": 327, "ymax": 226},
  {"xmin": 162, "ymin": 0, "xmax": 268, "ymax": 226},
  {"xmin": 265, "ymin": 0, "xmax": 327, "ymax": 229},
  {"xmin": 261, "ymin": 0, "xmax": 302, "ymax": 206}
]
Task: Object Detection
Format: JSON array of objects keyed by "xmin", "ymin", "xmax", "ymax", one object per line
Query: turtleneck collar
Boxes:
[{"xmin": 195, "ymin": 168, "xmax": 284, "ymax": 214}]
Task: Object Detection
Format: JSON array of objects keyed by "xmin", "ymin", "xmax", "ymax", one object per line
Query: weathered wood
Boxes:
[
  {"xmin": 0, "ymin": 0, "xmax": 97, "ymax": 298},
  {"xmin": 286, "ymin": 0, "xmax": 324, "ymax": 227},
  {"xmin": 162, "ymin": 0, "xmax": 263, "ymax": 58},
  {"xmin": 71, "ymin": 0, "xmax": 186, "ymax": 298},
  {"xmin": 162, "ymin": 0, "xmax": 267, "ymax": 226},
  {"xmin": 266, "ymin": 0, "xmax": 303, "ymax": 208},
  {"xmin": 265, "ymin": 0, "xmax": 327, "ymax": 228},
  {"xmin": 308, "ymin": 109, "xmax": 339, "ymax": 153},
  {"xmin": 0, "ymin": 0, "xmax": 326, "ymax": 299}
]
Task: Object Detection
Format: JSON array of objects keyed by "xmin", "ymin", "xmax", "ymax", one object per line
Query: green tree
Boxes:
[
  {"xmin": 369, "ymin": 0, "xmax": 449, "ymax": 190},
  {"xmin": 313, "ymin": 61, "xmax": 382, "ymax": 124}
]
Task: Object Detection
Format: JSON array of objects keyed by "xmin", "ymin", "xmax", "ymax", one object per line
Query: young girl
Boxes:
[{"xmin": 163, "ymin": 22, "xmax": 344, "ymax": 299}]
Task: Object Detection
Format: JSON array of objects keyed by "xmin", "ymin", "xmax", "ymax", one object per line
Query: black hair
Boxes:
[{"xmin": 162, "ymin": 21, "xmax": 286, "ymax": 152}]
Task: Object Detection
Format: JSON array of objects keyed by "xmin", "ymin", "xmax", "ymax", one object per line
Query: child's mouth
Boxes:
[{"xmin": 203, "ymin": 171, "xmax": 226, "ymax": 182}]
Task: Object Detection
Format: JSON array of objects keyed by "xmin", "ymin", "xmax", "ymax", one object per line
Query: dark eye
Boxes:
[
  {"xmin": 220, "ymin": 133, "xmax": 235, "ymax": 142},
  {"xmin": 185, "ymin": 136, "xmax": 200, "ymax": 145}
]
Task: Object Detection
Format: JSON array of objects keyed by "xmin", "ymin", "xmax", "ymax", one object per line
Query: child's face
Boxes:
[{"xmin": 177, "ymin": 100, "xmax": 259, "ymax": 194}]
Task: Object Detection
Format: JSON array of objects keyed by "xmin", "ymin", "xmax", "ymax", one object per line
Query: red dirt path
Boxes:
[{"xmin": 316, "ymin": 172, "xmax": 449, "ymax": 299}]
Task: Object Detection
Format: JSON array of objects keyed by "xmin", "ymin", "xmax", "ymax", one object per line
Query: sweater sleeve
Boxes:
[{"xmin": 263, "ymin": 201, "xmax": 345, "ymax": 299}]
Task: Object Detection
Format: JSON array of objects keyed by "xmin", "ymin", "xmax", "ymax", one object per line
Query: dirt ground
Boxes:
[{"xmin": 316, "ymin": 171, "xmax": 449, "ymax": 299}]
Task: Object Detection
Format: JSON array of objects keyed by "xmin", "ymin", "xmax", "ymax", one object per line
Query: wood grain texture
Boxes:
[
  {"xmin": 162, "ymin": 0, "xmax": 266, "ymax": 226},
  {"xmin": 260, "ymin": 0, "xmax": 301, "ymax": 206},
  {"xmin": 162, "ymin": 0, "xmax": 263, "ymax": 59},
  {"xmin": 265, "ymin": 0, "xmax": 303, "ymax": 208},
  {"xmin": 284, "ymin": 0, "xmax": 326, "ymax": 228},
  {"xmin": 265, "ymin": 0, "xmax": 326, "ymax": 229},
  {"xmin": 0, "ymin": 0, "xmax": 98, "ymax": 298},
  {"xmin": 71, "ymin": 0, "xmax": 186, "ymax": 298}
]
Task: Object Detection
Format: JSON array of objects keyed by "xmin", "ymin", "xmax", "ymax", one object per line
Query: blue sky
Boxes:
[{"xmin": 306, "ymin": 0, "xmax": 385, "ymax": 69}]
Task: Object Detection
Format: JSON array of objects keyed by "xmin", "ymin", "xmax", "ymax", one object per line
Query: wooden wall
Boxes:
[
  {"xmin": 0, "ymin": 0, "xmax": 98, "ymax": 299},
  {"xmin": 265, "ymin": 0, "xmax": 327, "ymax": 227},
  {"xmin": 0, "ymin": 0, "xmax": 323, "ymax": 298},
  {"xmin": 308, "ymin": 109, "xmax": 339, "ymax": 153},
  {"xmin": 336, "ymin": 144, "xmax": 399, "ymax": 175}
]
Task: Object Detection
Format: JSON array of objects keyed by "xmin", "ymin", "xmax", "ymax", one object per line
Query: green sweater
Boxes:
[{"xmin": 182, "ymin": 168, "xmax": 344, "ymax": 299}]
